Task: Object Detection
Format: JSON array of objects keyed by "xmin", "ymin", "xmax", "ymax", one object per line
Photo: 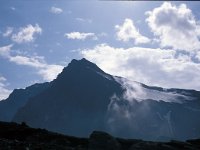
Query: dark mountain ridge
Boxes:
[
  {"xmin": 0, "ymin": 58, "xmax": 200, "ymax": 141},
  {"xmin": 13, "ymin": 58, "xmax": 124, "ymax": 136},
  {"xmin": 0, "ymin": 82, "xmax": 50, "ymax": 121}
]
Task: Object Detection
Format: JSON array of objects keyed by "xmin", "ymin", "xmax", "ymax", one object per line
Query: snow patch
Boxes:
[
  {"xmin": 114, "ymin": 77, "xmax": 191, "ymax": 103},
  {"xmin": 96, "ymin": 71, "xmax": 113, "ymax": 81}
]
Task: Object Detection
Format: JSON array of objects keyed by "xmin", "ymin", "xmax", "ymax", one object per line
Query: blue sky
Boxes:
[{"xmin": 1, "ymin": 0, "xmax": 200, "ymax": 100}]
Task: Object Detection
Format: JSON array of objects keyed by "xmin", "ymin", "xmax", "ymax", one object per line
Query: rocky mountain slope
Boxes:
[
  {"xmin": 0, "ymin": 58, "xmax": 200, "ymax": 141},
  {"xmin": 0, "ymin": 121, "xmax": 200, "ymax": 150},
  {"xmin": 0, "ymin": 82, "xmax": 50, "ymax": 121},
  {"xmin": 13, "ymin": 58, "xmax": 123, "ymax": 137}
]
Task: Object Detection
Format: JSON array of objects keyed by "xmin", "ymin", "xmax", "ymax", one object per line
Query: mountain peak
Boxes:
[
  {"xmin": 64, "ymin": 58, "xmax": 104, "ymax": 74},
  {"xmin": 70, "ymin": 58, "xmax": 94, "ymax": 66},
  {"xmin": 80, "ymin": 58, "xmax": 88, "ymax": 62},
  {"xmin": 55, "ymin": 58, "xmax": 108, "ymax": 82}
]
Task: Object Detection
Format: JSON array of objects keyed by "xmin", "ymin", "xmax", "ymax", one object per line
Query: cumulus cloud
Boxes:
[
  {"xmin": 0, "ymin": 45, "xmax": 63, "ymax": 81},
  {"xmin": 0, "ymin": 76, "xmax": 12, "ymax": 100},
  {"xmin": 81, "ymin": 44, "xmax": 200, "ymax": 90},
  {"xmin": 3, "ymin": 27, "xmax": 13, "ymax": 37},
  {"xmin": 146, "ymin": 2, "xmax": 200, "ymax": 51},
  {"xmin": 115, "ymin": 18, "xmax": 150, "ymax": 44},
  {"xmin": 64, "ymin": 32, "xmax": 97, "ymax": 40},
  {"xmin": 11, "ymin": 24, "xmax": 42, "ymax": 44},
  {"xmin": 50, "ymin": 6, "xmax": 63, "ymax": 14}
]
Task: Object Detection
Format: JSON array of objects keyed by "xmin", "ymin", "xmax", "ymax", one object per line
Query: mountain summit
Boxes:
[
  {"xmin": 56, "ymin": 58, "xmax": 113, "ymax": 84},
  {"xmin": 13, "ymin": 58, "xmax": 123, "ymax": 137},
  {"xmin": 0, "ymin": 58, "xmax": 199, "ymax": 141}
]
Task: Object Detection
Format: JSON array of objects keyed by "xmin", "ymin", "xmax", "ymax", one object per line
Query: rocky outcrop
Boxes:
[
  {"xmin": 0, "ymin": 121, "xmax": 88, "ymax": 150},
  {"xmin": 89, "ymin": 131, "xmax": 121, "ymax": 150},
  {"xmin": 0, "ymin": 121, "xmax": 200, "ymax": 150}
]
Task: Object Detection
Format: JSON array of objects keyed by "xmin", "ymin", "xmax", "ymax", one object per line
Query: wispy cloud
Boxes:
[
  {"xmin": 146, "ymin": 2, "xmax": 200, "ymax": 52},
  {"xmin": 10, "ymin": 7, "xmax": 16, "ymax": 11},
  {"xmin": 9, "ymin": 55, "xmax": 46, "ymax": 68},
  {"xmin": 50, "ymin": 6, "xmax": 63, "ymax": 14},
  {"xmin": 0, "ymin": 76, "xmax": 12, "ymax": 100},
  {"xmin": 115, "ymin": 18, "xmax": 150, "ymax": 44},
  {"xmin": 11, "ymin": 24, "xmax": 42, "ymax": 44},
  {"xmin": 114, "ymin": 77, "xmax": 189, "ymax": 103},
  {"xmin": 3, "ymin": 27, "xmax": 13, "ymax": 37},
  {"xmin": 0, "ymin": 44, "xmax": 12, "ymax": 57},
  {"xmin": 0, "ymin": 45, "xmax": 63, "ymax": 81},
  {"xmin": 64, "ymin": 32, "xmax": 97, "ymax": 40},
  {"xmin": 76, "ymin": 18, "xmax": 92, "ymax": 23}
]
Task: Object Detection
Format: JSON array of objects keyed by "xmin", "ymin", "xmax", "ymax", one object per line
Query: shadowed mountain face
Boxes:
[
  {"xmin": 3, "ymin": 58, "xmax": 200, "ymax": 141},
  {"xmin": 13, "ymin": 58, "xmax": 123, "ymax": 137},
  {"xmin": 0, "ymin": 82, "xmax": 50, "ymax": 122}
]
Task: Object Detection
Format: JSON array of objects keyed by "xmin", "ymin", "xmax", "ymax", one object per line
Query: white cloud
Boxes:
[
  {"xmin": 0, "ymin": 45, "xmax": 63, "ymax": 81},
  {"xmin": 114, "ymin": 77, "xmax": 189, "ymax": 103},
  {"xmin": 115, "ymin": 18, "xmax": 150, "ymax": 44},
  {"xmin": 9, "ymin": 55, "xmax": 46, "ymax": 68},
  {"xmin": 81, "ymin": 44, "xmax": 200, "ymax": 90},
  {"xmin": 11, "ymin": 24, "xmax": 42, "ymax": 44},
  {"xmin": 3, "ymin": 27, "xmax": 13, "ymax": 37},
  {"xmin": 0, "ymin": 76, "xmax": 7, "ymax": 83},
  {"xmin": 50, "ymin": 6, "xmax": 63, "ymax": 14},
  {"xmin": 38, "ymin": 65, "xmax": 64, "ymax": 81},
  {"xmin": 0, "ymin": 76, "xmax": 12, "ymax": 100},
  {"xmin": 76, "ymin": 18, "xmax": 92, "ymax": 23},
  {"xmin": 0, "ymin": 44, "xmax": 12, "ymax": 57},
  {"xmin": 64, "ymin": 32, "xmax": 97, "ymax": 40},
  {"xmin": 146, "ymin": 2, "xmax": 200, "ymax": 51}
]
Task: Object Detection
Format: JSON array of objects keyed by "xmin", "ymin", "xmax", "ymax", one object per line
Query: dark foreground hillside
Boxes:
[{"xmin": 0, "ymin": 121, "xmax": 200, "ymax": 150}]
